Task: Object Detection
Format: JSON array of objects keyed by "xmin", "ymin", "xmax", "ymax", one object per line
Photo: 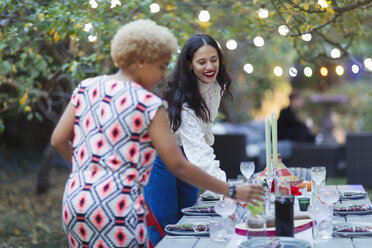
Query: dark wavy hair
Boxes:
[{"xmin": 164, "ymin": 33, "xmax": 232, "ymax": 132}]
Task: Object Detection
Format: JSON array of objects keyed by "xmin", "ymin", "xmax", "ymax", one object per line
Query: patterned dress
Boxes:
[{"xmin": 62, "ymin": 75, "xmax": 164, "ymax": 248}]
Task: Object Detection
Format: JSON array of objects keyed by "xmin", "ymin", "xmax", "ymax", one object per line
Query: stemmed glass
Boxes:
[
  {"xmin": 310, "ymin": 166, "xmax": 326, "ymax": 205},
  {"xmin": 214, "ymin": 198, "xmax": 237, "ymax": 237},
  {"xmin": 319, "ymin": 186, "xmax": 339, "ymax": 205},
  {"xmin": 264, "ymin": 166, "xmax": 276, "ymax": 215},
  {"xmin": 240, "ymin": 161, "xmax": 255, "ymax": 182}
]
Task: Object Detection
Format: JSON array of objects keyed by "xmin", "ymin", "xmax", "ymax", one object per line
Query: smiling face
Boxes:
[{"xmin": 190, "ymin": 45, "xmax": 219, "ymax": 85}]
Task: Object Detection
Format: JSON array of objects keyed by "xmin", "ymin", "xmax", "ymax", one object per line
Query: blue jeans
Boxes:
[{"xmin": 143, "ymin": 151, "xmax": 198, "ymax": 246}]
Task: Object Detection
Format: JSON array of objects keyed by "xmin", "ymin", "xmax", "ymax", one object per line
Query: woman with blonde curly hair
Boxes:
[{"xmin": 51, "ymin": 19, "xmax": 264, "ymax": 248}]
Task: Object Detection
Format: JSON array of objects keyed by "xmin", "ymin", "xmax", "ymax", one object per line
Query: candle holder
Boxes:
[{"xmin": 264, "ymin": 166, "xmax": 277, "ymax": 215}]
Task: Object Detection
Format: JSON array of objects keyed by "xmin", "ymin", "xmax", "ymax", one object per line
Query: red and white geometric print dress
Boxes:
[{"xmin": 62, "ymin": 75, "xmax": 165, "ymax": 248}]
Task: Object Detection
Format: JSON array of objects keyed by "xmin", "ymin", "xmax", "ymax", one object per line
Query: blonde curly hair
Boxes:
[{"xmin": 111, "ymin": 19, "xmax": 178, "ymax": 69}]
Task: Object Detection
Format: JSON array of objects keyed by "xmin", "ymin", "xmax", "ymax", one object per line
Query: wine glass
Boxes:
[
  {"xmin": 240, "ymin": 161, "xmax": 255, "ymax": 182},
  {"xmin": 214, "ymin": 198, "xmax": 237, "ymax": 237},
  {"xmin": 319, "ymin": 186, "xmax": 339, "ymax": 205},
  {"xmin": 310, "ymin": 166, "xmax": 326, "ymax": 204}
]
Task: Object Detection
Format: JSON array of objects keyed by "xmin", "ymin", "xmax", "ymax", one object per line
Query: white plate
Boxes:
[{"xmin": 239, "ymin": 237, "xmax": 310, "ymax": 248}]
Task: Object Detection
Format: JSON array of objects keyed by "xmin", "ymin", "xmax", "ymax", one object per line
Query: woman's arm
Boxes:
[
  {"xmin": 50, "ymin": 102, "xmax": 75, "ymax": 162},
  {"xmin": 148, "ymin": 107, "xmax": 264, "ymax": 204}
]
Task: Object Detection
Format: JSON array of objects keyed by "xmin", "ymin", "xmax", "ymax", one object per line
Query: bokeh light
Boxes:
[
  {"xmin": 253, "ymin": 36, "xmax": 264, "ymax": 47},
  {"xmin": 288, "ymin": 67, "xmax": 297, "ymax": 77},
  {"xmin": 273, "ymin": 66, "xmax": 283, "ymax": 77},
  {"xmin": 335, "ymin": 65, "xmax": 344, "ymax": 76},
  {"xmin": 278, "ymin": 25, "xmax": 289, "ymax": 36},
  {"xmin": 330, "ymin": 48, "xmax": 341, "ymax": 58},
  {"xmin": 226, "ymin": 39, "xmax": 237, "ymax": 50},
  {"xmin": 199, "ymin": 9, "xmax": 210, "ymax": 22},
  {"xmin": 244, "ymin": 63, "xmax": 254, "ymax": 74},
  {"xmin": 302, "ymin": 33, "xmax": 312, "ymax": 42},
  {"xmin": 320, "ymin": 67, "xmax": 328, "ymax": 77},
  {"xmin": 149, "ymin": 3, "xmax": 160, "ymax": 13},
  {"xmin": 304, "ymin": 66, "xmax": 313, "ymax": 77}
]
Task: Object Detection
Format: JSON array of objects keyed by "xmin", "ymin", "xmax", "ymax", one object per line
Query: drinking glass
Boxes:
[
  {"xmin": 214, "ymin": 198, "xmax": 237, "ymax": 238},
  {"xmin": 307, "ymin": 203, "xmax": 333, "ymax": 243},
  {"xmin": 310, "ymin": 166, "xmax": 326, "ymax": 205},
  {"xmin": 319, "ymin": 186, "xmax": 339, "ymax": 205},
  {"xmin": 240, "ymin": 161, "xmax": 255, "ymax": 182}
]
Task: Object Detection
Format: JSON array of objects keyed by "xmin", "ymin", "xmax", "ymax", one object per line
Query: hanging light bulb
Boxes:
[
  {"xmin": 257, "ymin": 8, "xmax": 269, "ymax": 19},
  {"xmin": 88, "ymin": 35, "xmax": 97, "ymax": 42},
  {"xmin": 243, "ymin": 63, "xmax": 254, "ymax": 74},
  {"xmin": 320, "ymin": 67, "xmax": 328, "ymax": 77},
  {"xmin": 335, "ymin": 65, "xmax": 344, "ymax": 76},
  {"xmin": 199, "ymin": 8, "xmax": 210, "ymax": 22},
  {"xmin": 273, "ymin": 66, "xmax": 283, "ymax": 77},
  {"xmin": 302, "ymin": 33, "xmax": 312, "ymax": 42},
  {"xmin": 84, "ymin": 23, "xmax": 93, "ymax": 32},
  {"xmin": 364, "ymin": 58, "xmax": 372, "ymax": 71},
  {"xmin": 149, "ymin": 3, "xmax": 160, "ymax": 13},
  {"xmin": 288, "ymin": 67, "xmax": 297, "ymax": 77},
  {"xmin": 318, "ymin": 0, "xmax": 328, "ymax": 8},
  {"xmin": 330, "ymin": 48, "xmax": 341, "ymax": 58},
  {"xmin": 304, "ymin": 66, "xmax": 313, "ymax": 77},
  {"xmin": 253, "ymin": 36, "xmax": 264, "ymax": 47},
  {"xmin": 226, "ymin": 39, "xmax": 237, "ymax": 50},
  {"xmin": 278, "ymin": 25, "xmax": 289, "ymax": 36},
  {"xmin": 351, "ymin": 64, "xmax": 360, "ymax": 74},
  {"xmin": 110, "ymin": 0, "xmax": 121, "ymax": 8},
  {"xmin": 89, "ymin": 0, "xmax": 98, "ymax": 9}
]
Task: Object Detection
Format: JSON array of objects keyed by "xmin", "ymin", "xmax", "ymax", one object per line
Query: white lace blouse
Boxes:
[{"xmin": 173, "ymin": 81, "xmax": 227, "ymax": 182}]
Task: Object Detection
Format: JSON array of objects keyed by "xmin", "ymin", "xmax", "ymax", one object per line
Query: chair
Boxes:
[
  {"xmin": 144, "ymin": 200, "xmax": 165, "ymax": 248},
  {"xmin": 346, "ymin": 133, "xmax": 372, "ymax": 187},
  {"xmin": 212, "ymin": 134, "xmax": 248, "ymax": 179}
]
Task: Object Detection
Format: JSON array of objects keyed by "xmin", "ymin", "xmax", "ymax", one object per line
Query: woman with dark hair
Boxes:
[{"xmin": 144, "ymin": 33, "xmax": 234, "ymax": 245}]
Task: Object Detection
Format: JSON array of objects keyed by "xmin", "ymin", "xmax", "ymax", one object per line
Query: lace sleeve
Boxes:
[{"xmin": 177, "ymin": 108, "xmax": 227, "ymax": 182}]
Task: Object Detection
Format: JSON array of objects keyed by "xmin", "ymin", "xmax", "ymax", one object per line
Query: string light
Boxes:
[
  {"xmin": 364, "ymin": 58, "xmax": 372, "ymax": 71},
  {"xmin": 330, "ymin": 48, "xmax": 341, "ymax": 58},
  {"xmin": 304, "ymin": 66, "xmax": 313, "ymax": 77},
  {"xmin": 302, "ymin": 33, "xmax": 312, "ymax": 42},
  {"xmin": 226, "ymin": 39, "xmax": 237, "ymax": 50},
  {"xmin": 88, "ymin": 35, "xmax": 97, "ymax": 42},
  {"xmin": 351, "ymin": 64, "xmax": 360, "ymax": 74},
  {"xmin": 149, "ymin": 3, "xmax": 160, "ymax": 13},
  {"xmin": 244, "ymin": 63, "xmax": 254, "ymax": 74},
  {"xmin": 335, "ymin": 65, "xmax": 344, "ymax": 76},
  {"xmin": 273, "ymin": 66, "xmax": 283, "ymax": 77},
  {"xmin": 253, "ymin": 36, "xmax": 264, "ymax": 47},
  {"xmin": 318, "ymin": 0, "xmax": 328, "ymax": 8},
  {"xmin": 111, "ymin": 0, "xmax": 121, "ymax": 8},
  {"xmin": 257, "ymin": 8, "xmax": 269, "ymax": 19},
  {"xmin": 278, "ymin": 25, "xmax": 289, "ymax": 36},
  {"xmin": 288, "ymin": 67, "xmax": 297, "ymax": 77},
  {"xmin": 320, "ymin": 67, "xmax": 328, "ymax": 77},
  {"xmin": 89, "ymin": 0, "xmax": 98, "ymax": 9},
  {"xmin": 83, "ymin": 23, "xmax": 93, "ymax": 32},
  {"xmin": 198, "ymin": 8, "xmax": 210, "ymax": 22}
]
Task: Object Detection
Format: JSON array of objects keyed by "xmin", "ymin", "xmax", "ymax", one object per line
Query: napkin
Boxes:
[
  {"xmin": 167, "ymin": 223, "xmax": 209, "ymax": 232},
  {"xmin": 334, "ymin": 225, "xmax": 370, "ymax": 233},
  {"xmin": 183, "ymin": 206, "xmax": 215, "ymax": 214},
  {"xmin": 334, "ymin": 204, "xmax": 372, "ymax": 212},
  {"xmin": 340, "ymin": 191, "xmax": 367, "ymax": 198}
]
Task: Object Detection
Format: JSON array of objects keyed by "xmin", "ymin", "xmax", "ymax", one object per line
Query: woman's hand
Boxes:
[{"xmin": 234, "ymin": 184, "xmax": 265, "ymax": 206}]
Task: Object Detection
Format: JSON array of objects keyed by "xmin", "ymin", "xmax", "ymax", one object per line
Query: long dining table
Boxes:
[{"xmin": 155, "ymin": 184, "xmax": 372, "ymax": 248}]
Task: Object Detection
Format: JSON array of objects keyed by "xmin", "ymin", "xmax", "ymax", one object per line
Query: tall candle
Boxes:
[
  {"xmin": 265, "ymin": 116, "xmax": 272, "ymax": 176},
  {"xmin": 271, "ymin": 112, "xmax": 278, "ymax": 170}
]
